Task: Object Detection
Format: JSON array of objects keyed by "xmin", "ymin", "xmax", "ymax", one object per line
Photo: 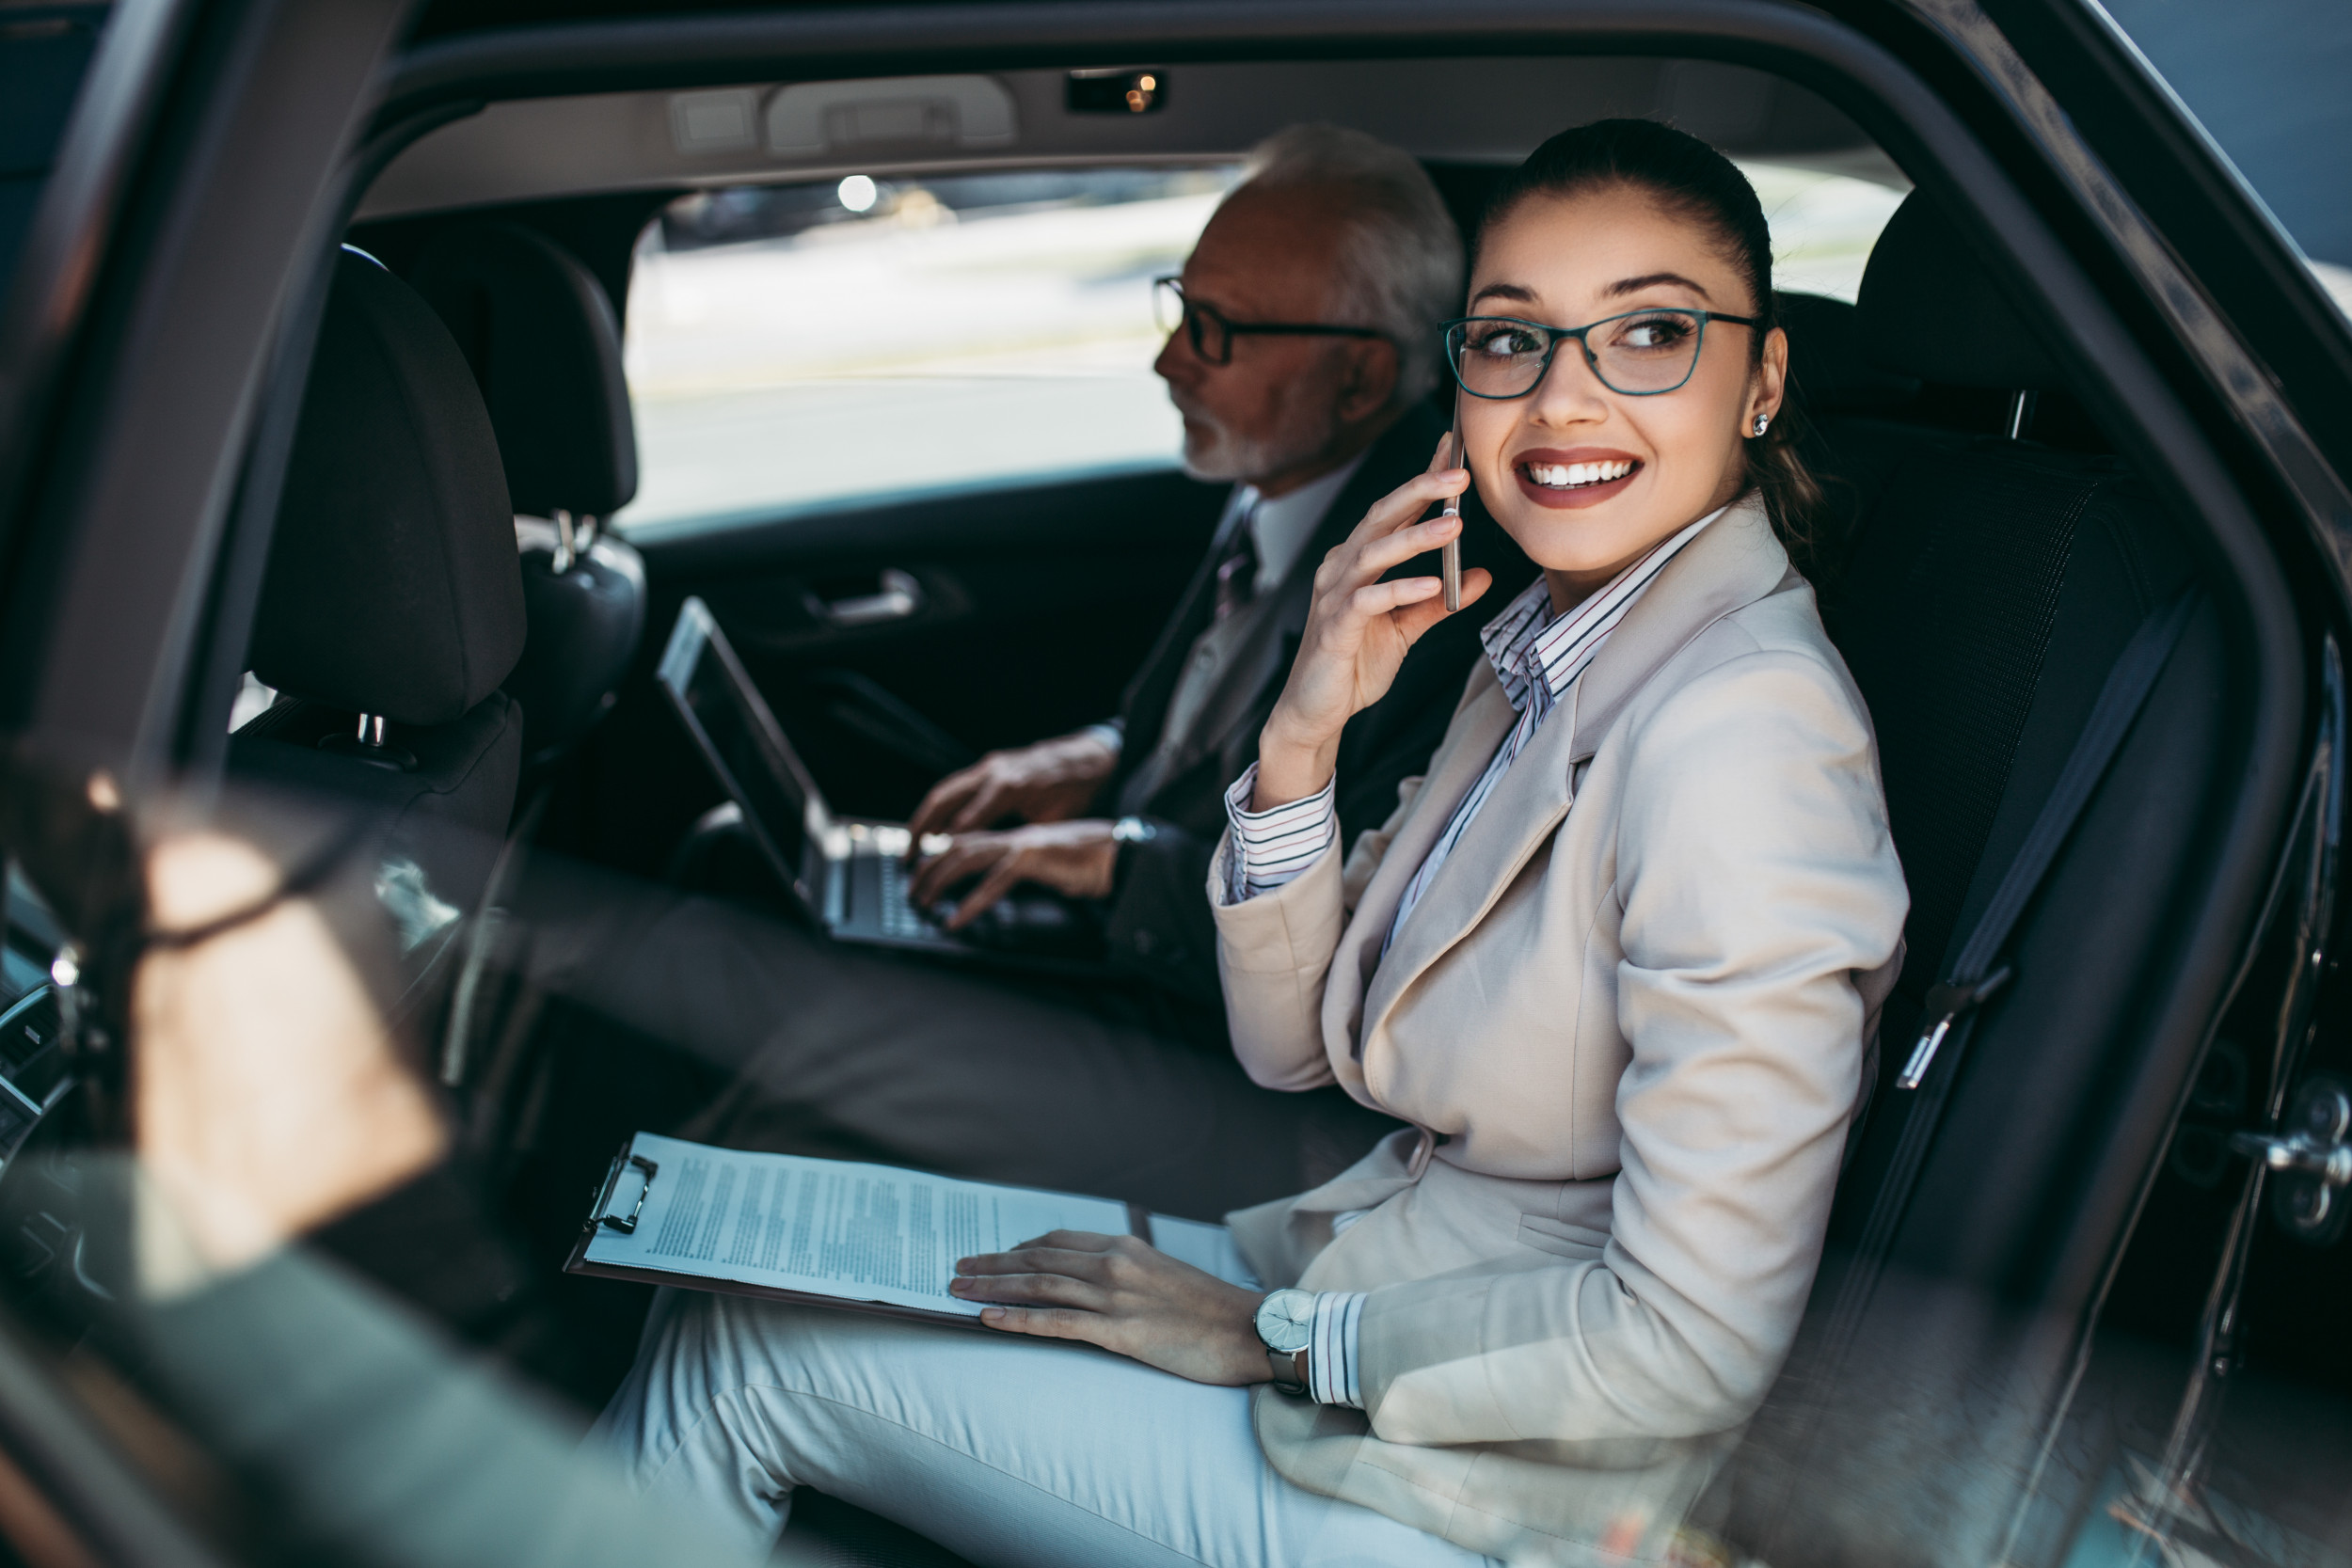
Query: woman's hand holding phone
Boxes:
[{"xmin": 1254, "ymin": 436, "xmax": 1490, "ymax": 810}]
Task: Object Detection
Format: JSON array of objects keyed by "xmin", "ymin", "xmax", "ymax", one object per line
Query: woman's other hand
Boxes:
[
  {"xmin": 951, "ymin": 1230, "xmax": 1268, "ymax": 1386},
  {"xmin": 1254, "ymin": 436, "xmax": 1491, "ymax": 809}
]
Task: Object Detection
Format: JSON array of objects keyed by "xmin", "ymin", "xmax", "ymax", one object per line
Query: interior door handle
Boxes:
[{"xmin": 808, "ymin": 568, "xmax": 923, "ymax": 628}]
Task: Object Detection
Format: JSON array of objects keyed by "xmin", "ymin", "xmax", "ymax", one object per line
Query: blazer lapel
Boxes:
[
  {"xmin": 1323, "ymin": 669, "xmax": 1517, "ymax": 1047},
  {"xmin": 1557, "ymin": 494, "xmax": 1789, "ymax": 768},
  {"xmin": 1351, "ymin": 495, "xmax": 1790, "ymax": 1045}
]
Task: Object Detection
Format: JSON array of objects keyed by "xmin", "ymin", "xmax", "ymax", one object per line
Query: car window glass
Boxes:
[
  {"xmin": 612, "ymin": 159, "xmax": 1906, "ymax": 538},
  {"xmin": 0, "ymin": 8, "xmax": 106, "ymax": 310},
  {"xmin": 613, "ymin": 166, "xmax": 1242, "ymax": 538},
  {"xmin": 1744, "ymin": 161, "xmax": 1909, "ymax": 301},
  {"xmin": 2096, "ymin": 0, "xmax": 2352, "ymax": 312}
]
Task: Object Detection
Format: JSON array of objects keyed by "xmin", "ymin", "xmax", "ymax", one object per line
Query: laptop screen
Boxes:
[{"xmin": 657, "ymin": 598, "xmax": 832, "ymax": 915}]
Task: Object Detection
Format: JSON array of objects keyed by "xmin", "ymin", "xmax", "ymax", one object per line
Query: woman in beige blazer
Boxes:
[{"xmin": 603, "ymin": 120, "xmax": 1908, "ymax": 1568}]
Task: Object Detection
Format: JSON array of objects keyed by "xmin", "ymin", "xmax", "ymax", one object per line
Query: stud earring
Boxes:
[{"xmin": 1751, "ymin": 414, "xmax": 1771, "ymax": 437}]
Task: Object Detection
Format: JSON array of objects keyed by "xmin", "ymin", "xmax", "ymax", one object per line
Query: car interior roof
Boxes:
[{"xmin": 356, "ymin": 55, "xmax": 1903, "ymax": 222}]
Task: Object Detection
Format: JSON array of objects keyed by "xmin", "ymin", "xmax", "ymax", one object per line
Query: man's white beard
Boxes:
[{"xmin": 1177, "ymin": 403, "xmax": 1343, "ymax": 486}]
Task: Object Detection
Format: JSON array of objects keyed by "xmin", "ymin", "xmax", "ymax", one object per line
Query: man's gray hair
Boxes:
[{"xmin": 1237, "ymin": 123, "xmax": 1463, "ymax": 404}]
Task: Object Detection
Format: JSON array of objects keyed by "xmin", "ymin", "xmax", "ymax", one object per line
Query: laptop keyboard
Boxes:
[{"xmin": 873, "ymin": 853, "xmax": 933, "ymax": 939}]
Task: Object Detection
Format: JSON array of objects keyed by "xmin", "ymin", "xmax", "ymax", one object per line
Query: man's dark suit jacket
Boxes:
[{"xmin": 1096, "ymin": 402, "xmax": 1534, "ymax": 1006}]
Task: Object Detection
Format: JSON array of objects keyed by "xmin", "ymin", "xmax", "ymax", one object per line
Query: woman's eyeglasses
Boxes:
[
  {"xmin": 1153, "ymin": 277, "xmax": 1390, "ymax": 367},
  {"xmin": 1441, "ymin": 308, "xmax": 1757, "ymax": 399}
]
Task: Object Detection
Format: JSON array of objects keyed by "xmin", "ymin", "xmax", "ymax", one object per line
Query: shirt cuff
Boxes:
[
  {"xmin": 1308, "ymin": 1291, "xmax": 1367, "ymax": 1408},
  {"xmin": 1222, "ymin": 763, "xmax": 1338, "ymax": 903}
]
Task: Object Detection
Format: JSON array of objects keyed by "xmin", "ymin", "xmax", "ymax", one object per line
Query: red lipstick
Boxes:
[{"xmin": 1511, "ymin": 447, "xmax": 1643, "ymax": 511}]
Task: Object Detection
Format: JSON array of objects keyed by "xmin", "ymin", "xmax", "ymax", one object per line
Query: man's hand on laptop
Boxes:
[
  {"xmin": 906, "ymin": 730, "xmax": 1119, "ymax": 842},
  {"xmin": 909, "ymin": 820, "xmax": 1118, "ymax": 930}
]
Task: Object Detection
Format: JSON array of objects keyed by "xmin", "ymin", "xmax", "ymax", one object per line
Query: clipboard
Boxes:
[{"xmin": 564, "ymin": 1133, "xmax": 1171, "ymax": 1330}]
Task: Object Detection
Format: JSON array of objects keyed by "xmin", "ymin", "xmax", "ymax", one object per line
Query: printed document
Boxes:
[{"xmin": 574, "ymin": 1132, "xmax": 1255, "ymax": 1319}]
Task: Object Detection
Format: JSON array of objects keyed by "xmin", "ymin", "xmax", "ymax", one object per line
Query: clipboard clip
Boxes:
[{"xmin": 589, "ymin": 1148, "xmax": 660, "ymax": 1235}]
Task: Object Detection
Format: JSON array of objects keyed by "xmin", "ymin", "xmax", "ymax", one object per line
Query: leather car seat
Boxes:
[
  {"xmin": 230, "ymin": 247, "xmax": 527, "ymax": 1005},
  {"xmin": 410, "ymin": 220, "xmax": 646, "ymax": 773}
]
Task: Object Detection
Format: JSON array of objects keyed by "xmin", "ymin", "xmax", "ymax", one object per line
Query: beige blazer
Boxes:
[{"xmin": 1210, "ymin": 495, "xmax": 1908, "ymax": 1564}]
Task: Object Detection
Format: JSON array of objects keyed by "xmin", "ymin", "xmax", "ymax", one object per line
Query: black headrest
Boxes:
[
  {"xmin": 1857, "ymin": 193, "xmax": 2063, "ymax": 391},
  {"xmin": 251, "ymin": 250, "xmax": 526, "ymax": 726},
  {"xmin": 1774, "ymin": 291, "xmax": 1920, "ymax": 417},
  {"xmin": 410, "ymin": 222, "xmax": 638, "ymax": 520}
]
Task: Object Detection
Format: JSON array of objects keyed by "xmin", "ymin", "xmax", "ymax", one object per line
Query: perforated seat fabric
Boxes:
[{"xmin": 1821, "ymin": 444, "xmax": 2190, "ymax": 1058}]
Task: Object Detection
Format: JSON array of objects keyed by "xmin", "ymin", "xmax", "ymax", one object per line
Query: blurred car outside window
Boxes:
[
  {"xmin": 613, "ymin": 166, "xmax": 1241, "ymax": 538},
  {"xmin": 2095, "ymin": 0, "xmax": 2352, "ymax": 319},
  {"xmin": 611, "ymin": 161, "xmax": 1907, "ymax": 539}
]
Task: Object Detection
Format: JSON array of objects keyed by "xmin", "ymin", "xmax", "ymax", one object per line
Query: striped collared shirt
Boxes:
[
  {"xmin": 1218, "ymin": 502, "xmax": 1724, "ymax": 1409},
  {"xmin": 1225, "ymin": 500, "xmax": 1724, "ymax": 938}
]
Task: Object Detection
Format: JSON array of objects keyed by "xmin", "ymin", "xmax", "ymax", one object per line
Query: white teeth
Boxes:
[{"xmin": 1526, "ymin": 460, "xmax": 1634, "ymax": 488}]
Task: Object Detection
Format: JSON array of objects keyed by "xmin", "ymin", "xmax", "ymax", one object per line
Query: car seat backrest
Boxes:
[
  {"xmin": 1722, "ymin": 190, "xmax": 2221, "ymax": 1568},
  {"xmin": 232, "ymin": 248, "xmax": 528, "ymax": 999},
  {"xmin": 1821, "ymin": 194, "xmax": 2195, "ymax": 1052},
  {"xmin": 411, "ymin": 221, "xmax": 647, "ymax": 769}
]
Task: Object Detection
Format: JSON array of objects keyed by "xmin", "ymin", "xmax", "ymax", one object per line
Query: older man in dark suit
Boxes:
[
  {"xmin": 898, "ymin": 126, "xmax": 1518, "ymax": 1010},
  {"xmin": 537, "ymin": 127, "xmax": 1529, "ymax": 1218}
]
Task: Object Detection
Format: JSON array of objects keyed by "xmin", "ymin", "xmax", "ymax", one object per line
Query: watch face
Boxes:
[{"xmin": 1254, "ymin": 1288, "xmax": 1315, "ymax": 1354}]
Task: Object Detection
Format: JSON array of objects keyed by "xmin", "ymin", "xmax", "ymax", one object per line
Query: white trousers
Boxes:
[{"xmin": 597, "ymin": 1287, "xmax": 1500, "ymax": 1568}]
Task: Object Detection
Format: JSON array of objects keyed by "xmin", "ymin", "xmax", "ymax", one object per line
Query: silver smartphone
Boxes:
[{"xmin": 1440, "ymin": 421, "xmax": 1462, "ymax": 611}]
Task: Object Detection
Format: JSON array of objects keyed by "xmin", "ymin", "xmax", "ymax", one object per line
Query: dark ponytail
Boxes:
[{"xmin": 1476, "ymin": 119, "xmax": 1825, "ymax": 572}]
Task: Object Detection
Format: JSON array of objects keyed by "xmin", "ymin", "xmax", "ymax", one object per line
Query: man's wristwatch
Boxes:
[
  {"xmin": 1110, "ymin": 816, "xmax": 1157, "ymax": 847},
  {"xmin": 1254, "ymin": 1288, "xmax": 1315, "ymax": 1398}
]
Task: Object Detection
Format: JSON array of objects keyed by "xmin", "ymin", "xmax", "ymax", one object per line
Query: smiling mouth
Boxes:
[{"xmin": 1521, "ymin": 459, "xmax": 1639, "ymax": 489}]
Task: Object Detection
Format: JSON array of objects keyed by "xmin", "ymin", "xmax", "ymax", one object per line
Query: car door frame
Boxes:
[
  {"xmin": 0, "ymin": 0, "xmax": 2333, "ymax": 1560},
  {"xmin": 365, "ymin": 4, "xmax": 2323, "ymax": 1560}
]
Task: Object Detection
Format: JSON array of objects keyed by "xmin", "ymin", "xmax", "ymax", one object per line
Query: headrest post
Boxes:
[
  {"xmin": 2004, "ymin": 390, "xmax": 2039, "ymax": 441},
  {"xmin": 358, "ymin": 713, "xmax": 389, "ymax": 748},
  {"xmin": 550, "ymin": 508, "xmax": 577, "ymax": 574}
]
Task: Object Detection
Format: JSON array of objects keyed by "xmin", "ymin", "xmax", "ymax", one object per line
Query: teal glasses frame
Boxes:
[{"xmin": 1440, "ymin": 308, "xmax": 1758, "ymax": 399}]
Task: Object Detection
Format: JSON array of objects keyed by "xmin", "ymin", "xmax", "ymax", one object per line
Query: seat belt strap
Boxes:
[
  {"xmin": 1898, "ymin": 587, "xmax": 2201, "ymax": 1089},
  {"xmin": 1823, "ymin": 586, "xmax": 2201, "ymax": 1367}
]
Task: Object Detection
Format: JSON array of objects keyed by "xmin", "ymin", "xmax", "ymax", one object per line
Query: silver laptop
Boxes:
[{"xmin": 657, "ymin": 596, "xmax": 963, "ymax": 954}]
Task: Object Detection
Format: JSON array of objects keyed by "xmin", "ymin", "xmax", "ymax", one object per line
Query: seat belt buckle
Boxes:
[{"xmin": 1897, "ymin": 965, "xmax": 2014, "ymax": 1090}]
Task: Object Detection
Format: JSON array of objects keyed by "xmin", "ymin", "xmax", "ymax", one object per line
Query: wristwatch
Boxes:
[
  {"xmin": 1254, "ymin": 1288, "xmax": 1315, "ymax": 1397},
  {"xmin": 1110, "ymin": 816, "xmax": 1157, "ymax": 846}
]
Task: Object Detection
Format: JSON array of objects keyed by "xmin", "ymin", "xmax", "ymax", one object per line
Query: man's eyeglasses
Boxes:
[
  {"xmin": 1441, "ymin": 308, "xmax": 1757, "ymax": 399},
  {"xmin": 1153, "ymin": 277, "xmax": 1390, "ymax": 367}
]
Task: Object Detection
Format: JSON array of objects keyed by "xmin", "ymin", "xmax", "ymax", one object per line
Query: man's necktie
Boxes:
[{"xmin": 1214, "ymin": 512, "xmax": 1260, "ymax": 624}]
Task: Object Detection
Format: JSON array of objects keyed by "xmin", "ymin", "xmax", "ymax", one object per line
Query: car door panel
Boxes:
[{"xmin": 565, "ymin": 465, "xmax": 1222, "ymax": 876}]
